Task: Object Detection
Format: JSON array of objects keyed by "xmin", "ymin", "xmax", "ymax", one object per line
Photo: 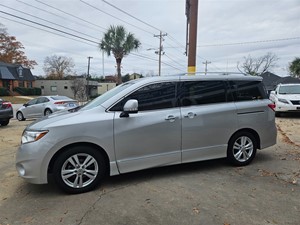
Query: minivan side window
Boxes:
[
  {"xmin": 110, "ymin": 82, "xmax": 177, "ymax": 111},
  {"xmin": 179, "ymin": 81, "xmax": 227, "ymax": 106},
  {"xmin": 229, "ymin": 81, "xmax": 267, "ymax": 101}
]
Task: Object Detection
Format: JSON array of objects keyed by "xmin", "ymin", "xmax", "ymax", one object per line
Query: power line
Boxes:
[
  {"xmin": 197, "ymin": 37, "xmax": 300, "ymax": 47},
  {"xmin": 0, "ymin": 10, "xmax": 99, "ymax": 44},
  {"xmin": 33, "ymin": 0, "xmax": 106, "ymax": 31},
  {"xmin": 79, "ymin": 0, "xmax": 154, "ymax": 35},
  {"xmin": 164, "ymin": 53, "xmax": 186, "ymax": 68},
  {"xmin": 1, "ymin": 10, "xmax": 185, "ymax": 73},
  {"xmin": 0, "ymin": 3, "xmax": 99, "ymax": 41},
  {"xmin": 131, "ymin": 53, "xmax": 184, "ymax": 72},
  {"xmin": 101, "ymin": 0, "xmax": 187, "ymax": 53},
  {"xmin": 162, "ymin": 36, "xmax": 300, "ymax": 49},
  {"xmin": 16, "ymin": 0, "xmax": 104, "ymax": 33},
  {"xmin": 0, "ymin": 15, "xmax": 97, "ymax": 48},
  {"xmin": 102, "ymin": 0, "xmax": 161, "ymax": 32}
]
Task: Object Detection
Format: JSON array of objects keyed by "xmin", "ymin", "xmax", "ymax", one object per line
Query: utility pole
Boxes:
[
  {"xmin": 186, "ymin": 0, "xmax": 199, "ymax": 75},
  {"xmin": 87, "ymin": 56, "xmax": 93, "ymax": 101},
  {"xmin": 154, "ymin": 31, "xmax": 167, "ymax": 76},
  {"xmin": 202, "ymin": 60, "xmax": 211, "ymax": 75}
]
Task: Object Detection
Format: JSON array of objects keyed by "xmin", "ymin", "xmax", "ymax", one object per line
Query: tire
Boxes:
[
  {"xmin": 16, "ymin": 112, "xmax": 26, "ymax": 121},
  {"xmin": 227, "ymin": 131, "xmax": 257, "ymax": 166},
  {"xmin": 44, "ymin": 109, "xmax": 52, "ymax": 116},
  {"xmin": 53, "ymin": 145, "xmax": 106, "ymax": 194},
  {"xmin": 0, "ymin": 119, "xmax": 9, "ymax": 126},
  {"xmin": 275, "ymin": 112, "xmax": 281, "ymax": 117}
]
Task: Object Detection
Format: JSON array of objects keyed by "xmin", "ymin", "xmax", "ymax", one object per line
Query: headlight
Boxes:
[
  {"xmin": 278, "ymin": 98, "xmax": 289, "ymax": 104},
  {"xmin": 21, "ymin": 130, "xmax": 49, "ymax": 144}
]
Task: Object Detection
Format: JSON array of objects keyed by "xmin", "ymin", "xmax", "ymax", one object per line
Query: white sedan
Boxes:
[{"xmin": 16, "ymin": 96, "xmax": 78, "ymax": 121}]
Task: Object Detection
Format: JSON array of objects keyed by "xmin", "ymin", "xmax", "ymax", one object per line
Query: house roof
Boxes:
[
  {"xmin": 261, "ymin": 72, "xmax": 300, "ymax": 90},
  {"xmin": 0, "ymin": 61, "xmax": 35, "ymax": 81},
  {"xmin": 274, "ymin": 76, "xmax": 300, "ymax": 85}
]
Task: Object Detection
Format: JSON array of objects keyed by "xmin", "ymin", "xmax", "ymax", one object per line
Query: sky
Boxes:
[{"xmin": 0, "ymin": 0, "xmax": 299, "ymax": 77}]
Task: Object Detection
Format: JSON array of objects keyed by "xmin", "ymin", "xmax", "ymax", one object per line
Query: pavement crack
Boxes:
[{"xmin": 76, "ymin": 184, "xmax": 133, "ymax": 225}]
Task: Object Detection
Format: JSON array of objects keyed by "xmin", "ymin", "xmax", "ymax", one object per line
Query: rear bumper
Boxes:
[{"xmin": 0, "ymin": 109, "xmax": 13, "ymax": 120}]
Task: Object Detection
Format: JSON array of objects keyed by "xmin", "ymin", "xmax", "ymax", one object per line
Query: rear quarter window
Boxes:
[{"xmin": 229, "ymin": 81, "xmax": 267, "ymax": 101}]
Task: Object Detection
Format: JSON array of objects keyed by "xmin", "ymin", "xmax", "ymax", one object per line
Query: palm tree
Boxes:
[
  {"xmin": 100, "ymin": 25, "xmax": 141, "ymax": 84},
  {"xmin": 289, "ymin": 57, "xmax": 300, "ymax": 78}
]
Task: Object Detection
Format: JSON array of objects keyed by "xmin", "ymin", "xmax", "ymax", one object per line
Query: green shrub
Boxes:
[
  {"xmin": 14, "ymin": 87, "xmax": 42, "ymax": 96},
  {"xmin": 0, "ymin": 88, "xmax": 9, "ymax": 96}
]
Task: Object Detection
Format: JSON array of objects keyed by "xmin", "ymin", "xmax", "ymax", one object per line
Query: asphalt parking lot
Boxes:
[{"xmin": 0, "ymin": 116, "xmax": 299, "ymax": 225}]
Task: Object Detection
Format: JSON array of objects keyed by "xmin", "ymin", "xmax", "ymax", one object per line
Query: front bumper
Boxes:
[
  {"xmin": 275, "ymin": 102, "xmax": 300, "ymax": 112},
  {"xmin": 16, "ymin": 141, "xmax": 51, "ymax": 184}
]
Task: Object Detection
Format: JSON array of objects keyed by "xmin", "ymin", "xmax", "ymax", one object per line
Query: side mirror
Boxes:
[
  {"xmin": 120, "ymin": 99, "xmax": 138, "ymax": 118},
  {"xmin": 23, "ymin": 103, "xmax": 28, "ymax": 107},
  {"xmin": 270, "ymin": 91, "xmax": 275, "ymax": 95}
]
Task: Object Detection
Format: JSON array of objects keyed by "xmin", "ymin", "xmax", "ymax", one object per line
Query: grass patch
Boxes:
[{"xmin": 1, "ymin": 96, "xmax": 34, "ymax": 104}]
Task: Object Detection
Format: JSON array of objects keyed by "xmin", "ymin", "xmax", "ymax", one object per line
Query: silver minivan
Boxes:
[{"xmin": 16, "ymin": 75, "xmax": 277, "ymax": 193}]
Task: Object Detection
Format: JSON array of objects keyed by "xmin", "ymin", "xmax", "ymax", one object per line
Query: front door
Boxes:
[{"xmin": 111, "ymin": 81, "xmax": 182, "ymax": 173}]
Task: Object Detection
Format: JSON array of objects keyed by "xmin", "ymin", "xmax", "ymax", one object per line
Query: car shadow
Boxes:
[
  {"xmin": 101, "ymin": 158, "xmax": 229, "ymax": 189},
  {"xmin": 277, "ymin": 112, "xmax": 300, "ymax": 119},
  {"xmin": 17, "ymin": 152, "xmax": 275, "ymax": 196},
  {"xmin": 17, "ymin": 158, "xmax": 228, "ymax": 196}
]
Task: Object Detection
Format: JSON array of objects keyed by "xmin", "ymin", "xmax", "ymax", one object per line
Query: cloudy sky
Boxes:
[{"xmin": 1, "ymin": 0, "xmax": 299, "ymax": 77}]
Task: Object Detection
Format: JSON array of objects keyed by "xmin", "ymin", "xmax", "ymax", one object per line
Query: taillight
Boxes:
[
  {"xmin": 2, "ymin": 102, "xmax": 12, "ymax": 108},
  {"xmin": 268, "ymin": 103, "xmax": 276, "ymax": 111},
  {"xmin": 54, "ymin": 101, "xmax": 65, "ymax": 105}
]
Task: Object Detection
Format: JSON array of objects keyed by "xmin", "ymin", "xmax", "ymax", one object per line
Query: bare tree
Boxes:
[
  {"xmin": 43, "ymin": 55, "xmax": 75, "ymax": 79},
  {"xmin": 71, "ymin": 78, "xmax": 86, "ymax": 102},
  {"xmin": 237, "ymin": 52, "xmax": 278, "ymax": 76}
]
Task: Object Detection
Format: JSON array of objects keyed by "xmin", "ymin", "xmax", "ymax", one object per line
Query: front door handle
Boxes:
[{"xmin": 165, "ymin": 115, "xmax": 176, "ymax": 122}]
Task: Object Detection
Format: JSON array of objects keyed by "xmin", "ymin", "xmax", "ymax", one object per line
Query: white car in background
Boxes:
[
  {"xmin": 269, "ymin": 83, "xmax": 300, "ymax": 116},
  {"xmin": 16, "ymin": 96, "xmax": 78, "ymax": 121}
]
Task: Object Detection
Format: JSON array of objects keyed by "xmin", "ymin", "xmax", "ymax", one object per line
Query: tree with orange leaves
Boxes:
[{"xmin": 0, "ymin": 24, "xmax": 37, "ymax": 69}]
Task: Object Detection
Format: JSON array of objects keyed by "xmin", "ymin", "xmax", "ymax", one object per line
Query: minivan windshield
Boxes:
[
  {"xmin": 279, "ymin": 85, "xmax": 300, "ymax": 94},
  {"xmin": 80, "ymin": 81, "xmax": 135, "ymax": 111}
]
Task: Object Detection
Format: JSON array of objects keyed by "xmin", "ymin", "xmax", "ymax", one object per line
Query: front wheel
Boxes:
[
  {"xmin": 227, "ymin": 132, "xmax": 257, "ymax": 166},
  {"xmin": 16, "ymin": 112, "xmax": 26, "ymax": 121},
  {"xmin": 53, "ymin": 145, "xmax": 106, "ymax": 194}
]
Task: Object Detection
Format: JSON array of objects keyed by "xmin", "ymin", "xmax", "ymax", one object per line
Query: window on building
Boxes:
[
  {"xmin": 17, "ymin": 66, "xmax": 23, "ymax": 77},
  {"xmin": 18, "ymin": 81, "xmax": 25, "ymax": 87},
  {"xmin": 51, "ymin": 86, "xmax": 57, "ymax": 92},
  {"xmin": 64, "ymin": 86, "xmax": 68, "ymax": 89}
]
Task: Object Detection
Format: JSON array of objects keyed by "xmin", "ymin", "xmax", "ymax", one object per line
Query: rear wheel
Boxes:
[
  {"xmin": 44, "ymin": 109, "xmax": 52, "ymax": 116},
  {"xmin": 0, "ymin": 119, "xmax": 9, "ymax": 126},
  {"xmin": 227, "ymin": 131, "xmax": 257, "ymax": 166},
  {"xmin": 16, "ymin": 112, "xmax": 26, "ymax": 121},
  {"xmin": 53, "ymin": 145, "xmax": 106, "ymax": 194}
]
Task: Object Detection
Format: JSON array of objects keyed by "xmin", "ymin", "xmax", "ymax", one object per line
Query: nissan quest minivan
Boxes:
[{"xmin": 16, "ymin": 74, "xmax": 277, "ymax": 193}]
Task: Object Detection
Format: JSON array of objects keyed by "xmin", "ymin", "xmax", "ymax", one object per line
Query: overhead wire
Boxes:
[
  {"xmin": 79, "ymin": 0, "xmax": 154, "ymax": 36},
  {"xmin": 0, "ymin": 3, "xmax": 100, "ymax": 41},
  {"xmin": 16, "ymin": 0, "xmax": 105, "ymax": 33},
  {"xmin": 0, "ymin": 15, "xmax": 97, "ymax": 48},
  {"xmin": 33, "ymin": 0, "xmax": 107, "ymax": 31},
  {"xmin": 3, "ymin": 13, "xmax": 184, "ymax": 73},
  {"xmin": 101, "ymin": 0, "xmax": 161, "ymax": 32}
]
